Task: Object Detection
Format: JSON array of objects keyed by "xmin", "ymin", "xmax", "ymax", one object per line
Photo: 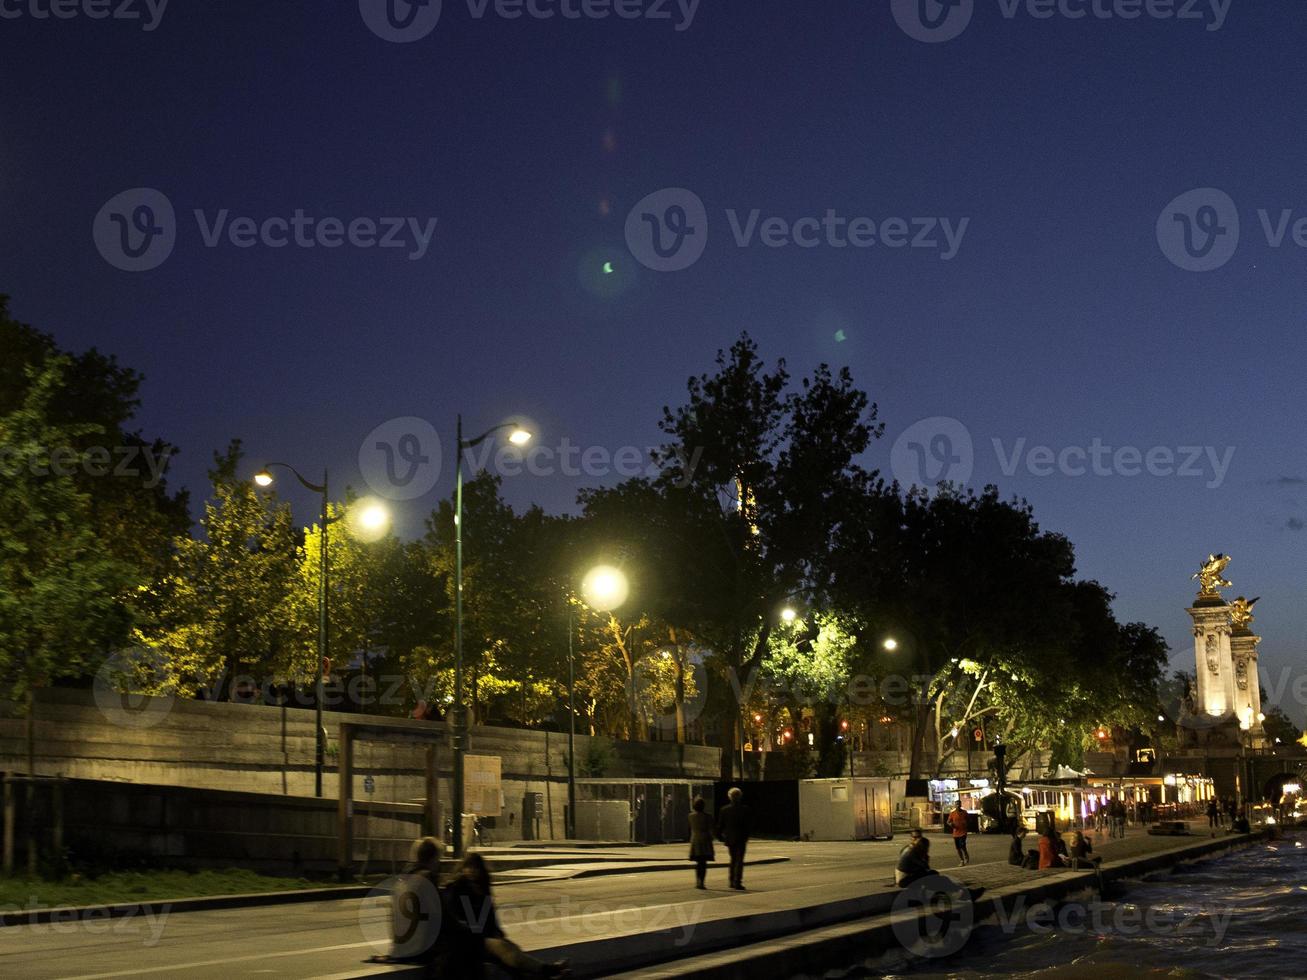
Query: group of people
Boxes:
[
  {"xmin": 1207, "ymin": 796, "xmax": 1241, "ymax": 830},
  {"xmin": 1092, "ymin": 798, "xmax": 1130, "ymax": 838},
  {"xmin": 1007, "ymin": 824, "xmax": 1101, "ymax": 870},
  {"xmin": 896, "ymin": 804, "xmax": 1110, "ymax": 888},
  {"xmin": 387, "ymin": 839, "xmax": 570, "ymax": 979},
  {"xmin": 687, "ymin": 786, "xmax": 752, "ymax": 890}
]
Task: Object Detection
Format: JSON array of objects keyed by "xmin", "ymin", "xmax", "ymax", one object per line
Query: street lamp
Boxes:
[
  {"xmin": 563, "ymin": 564, "xmax": 630, "ymax": 840},
  {"xmin": 353, "ymin": 498, "xmax": 391, "ymax": 538},
  {"xmin": 780, "ymin": 607, "xmax": 798, "ymax": 624},
  {"xmin": 254, "ymin": 464, "xmax": 392, "ymax": 798},
  {"xmin": 452, "ymin": 416, "xmax": 532, "ymax": 856},
  {"xmin": 582, "ymin": 565, "xmax": 629, "ymax": 611},
  {"xmin": 882, "ymin": 637, "xmax": 899, "ymax": 652}
]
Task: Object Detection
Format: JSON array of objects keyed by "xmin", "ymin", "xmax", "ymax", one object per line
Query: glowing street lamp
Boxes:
[
  {"xmin": 564, "ymin": 563, "xmax": 630, "ymax": 841},
  {"xmin": 353, "ymin": 498, "xmax": 391, "ymax": 537},
  {"xmin": 780, "ymin": 607, "xmax": 798, "ymax": 624},
  {"xmin": 254, "ymin": 470, "xmax": 391, "ymax": 802},
  {"xmin": 882, "ymin": 637, "xmax": 899, "ymax": 652},
  {"xmin": 452, "ymin": 415, "xmax": 532, "ymax": 856},
  {"xmin": 253, "ymin": 462, "xmax": 330, "ymax": 797},
  {"xmin": 582, "ymin": 565, "xmax": 629, "ymax": 612}
]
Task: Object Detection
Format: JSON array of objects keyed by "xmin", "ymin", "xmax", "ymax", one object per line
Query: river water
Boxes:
[{"xmin": 846, "ymin": 833, "xmax": 1306, "ymax": 979}]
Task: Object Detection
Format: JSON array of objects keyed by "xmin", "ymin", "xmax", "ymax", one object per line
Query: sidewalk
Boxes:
[
  {"xmin": 473, "ymin": 842, "xmax": 791, "ymax": 883},
  {"xmin": 609, "ymin": 829, "xmax": 1267, "ymax": 979},
  {"xmin": 0, "ymin": 826, "xmax": 1265, "ymax": 980},
  {"xmin": 347, "ymin": 826, "xmax": 1242, "ymax": 978}
]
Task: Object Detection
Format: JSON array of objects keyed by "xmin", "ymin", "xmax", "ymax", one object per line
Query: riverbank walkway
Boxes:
[{"xmin": 0, "ymin": 826, "xmax": 1268, "ymax": 979}]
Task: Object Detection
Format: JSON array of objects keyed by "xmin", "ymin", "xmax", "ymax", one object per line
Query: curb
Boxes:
[
  {"xmin": 0, "ymin": 884, "xmax": 373, "ymax": 927},
  {"xmin": 0, "ymin": 857, "xmax": 792, "ymax": 927},
  {"xmin": 570, "ymin": 856, "xmax": 790, "ymax": 879},
  {"xmin": 604, "ymin": 832, "xmax": 1270, "ymax": 979}
]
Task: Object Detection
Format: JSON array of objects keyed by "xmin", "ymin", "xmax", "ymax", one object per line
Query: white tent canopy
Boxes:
[{"xmin": 1047, "ymin": 765, "xmax": 1095, "ymax": 781}]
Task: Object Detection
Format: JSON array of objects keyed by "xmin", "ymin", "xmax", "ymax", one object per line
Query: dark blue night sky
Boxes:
[{"xmin": 3, "ymin": 1, "xmax": 1305, "ymax": 709}]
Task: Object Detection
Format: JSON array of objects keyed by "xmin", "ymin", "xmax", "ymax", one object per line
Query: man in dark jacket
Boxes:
[{"xmin": 716, "ymin": 786, "xmax": 752, "ymax": 890}]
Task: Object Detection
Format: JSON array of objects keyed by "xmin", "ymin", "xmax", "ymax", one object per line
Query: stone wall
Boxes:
[
  {"xmin": 8, "ymin": 777, "xmax": 422, "ymax": 874},
  {"xmin": 0, "ymin": 688, "xmax": 721, "ymax": 843}
]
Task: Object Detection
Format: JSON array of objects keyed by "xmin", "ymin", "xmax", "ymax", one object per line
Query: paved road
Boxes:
[{"xmin": 0, "ymin": 829, "xmax": 1175, "ymax": 979}]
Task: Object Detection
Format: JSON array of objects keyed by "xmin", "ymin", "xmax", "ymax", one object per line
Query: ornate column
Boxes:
[
  {"xmin": 1229, "ymin": 596, "xmax": 1265, "ymax": 747},
  {"xmin": 1189, "ymin": 602, "xmax": 1235, "ymax": 718},
  {"xmin": 1188, "ymin": 554, "xmax": 1236, "ymax": 720}
]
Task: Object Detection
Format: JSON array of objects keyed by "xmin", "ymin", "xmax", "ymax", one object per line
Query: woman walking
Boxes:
[{"xmin": 688, "ymin": 796, "xmax": 715, "ymax": 889}]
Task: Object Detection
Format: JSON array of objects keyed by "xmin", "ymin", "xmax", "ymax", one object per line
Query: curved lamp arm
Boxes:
[{"xmin": 255, "ymin": 461, "xmax": 325, "ymax": 494}]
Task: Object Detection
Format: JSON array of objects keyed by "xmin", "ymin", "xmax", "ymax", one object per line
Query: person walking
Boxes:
[
  {"xmin": 715, "ymin": 786, "xmax": 752, "ymax": 891},
  {"xmin": 1207, "ymin": 798, "xmax": 1220, "ymax": 832},
  {"xmin": 947, "ymin": 800, "xmax": 970, "ymax": 866},
  {"xmin": 687, "ymin": 796, "xmax": 715, "ymax": 889}
]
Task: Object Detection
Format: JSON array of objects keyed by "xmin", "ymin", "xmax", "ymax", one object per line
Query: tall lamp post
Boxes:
[
  {"xmin": 452, "ymin": 417, "xmax": 531, "ymax": 857},
  {"xmin": 565, "ymin": 565, "xmax": 629, "ymax": 841},
  {"xmin": 254, "ymin": 463, "xmax": 388, "ymax": 799}
]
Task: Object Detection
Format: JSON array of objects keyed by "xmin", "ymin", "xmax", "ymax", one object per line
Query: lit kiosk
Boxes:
[{"xmin": 1183, "ymin": 554, "xmax": 1266, "ymax": 749}]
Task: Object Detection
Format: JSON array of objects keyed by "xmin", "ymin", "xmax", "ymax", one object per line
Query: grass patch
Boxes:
[{"xmin": 0, "ymin": 868, "xmax": 338, "ymax": 909}]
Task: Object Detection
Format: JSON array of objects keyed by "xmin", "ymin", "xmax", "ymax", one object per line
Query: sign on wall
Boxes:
[{"xmin": 464, "ymin": 755, "xmax": 502, "ymax": 816}]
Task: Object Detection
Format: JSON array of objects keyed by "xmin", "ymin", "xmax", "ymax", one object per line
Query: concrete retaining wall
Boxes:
[
  {"xmin": 0, "ymin": 688, "xmax": 720, "ymax": 843},
  {"xmin": 6, "ymin": 776, "xmax": 422, "ymax": 874}
]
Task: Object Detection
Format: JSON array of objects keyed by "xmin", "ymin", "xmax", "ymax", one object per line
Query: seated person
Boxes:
[
  {"xmin": 895, "ymin": 835, "xmax": 933, "ymax": 886},
  {"xmin": 1008, "ymin": 826, "xmax": 1028, "ymax": 866},
  {"xmin": 1069, "ymin": 830, "xmax": 1101, "ymax": 869},
  {"xmin": 439, "ymin": 853, "xmax": 570, "ymax": 979},
  {"xmin": 383, "ymin": 837, "xmax": 444, "ymax": 966},
  {"xmin": 1038, "ymin": 828, "xmax": 1068, "ymax": 869},
  {"xmin": 898, "ymin": 828, "xmax": 924, "ymax": 858}
]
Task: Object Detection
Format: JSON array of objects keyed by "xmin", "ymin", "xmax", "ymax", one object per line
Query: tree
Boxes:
[
  {"xmin": 287, "ymin": 496, "xmax": 424, "ymax": 711},
  {"xmin": 757, "ymin": 612, "xmax": 858, "ymax": 775},
  {"xmin": 0, "ymin": 297, "xmax": 189, "ymax": 597},
  {"xmin": 140, "ymin": 442, "xmax": 299, "ymax": 698},
  {"xmin": 420, "ymin": 473, "xmax": 567, "ymax": 727},
  {"xmin": 0, "ymin": 359, "xmax": 138, "ymax": 871},
  {"xmin": 651, "ymin": 334, "xmax": 881, "ymax": 779},
  {"xmin": 1261, "ymin": 694, "xmax": 1301, "ymax": 746},
  {"xmin": 829, "ymin": 483, "xmax": 1106, "ymax": 779}
]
